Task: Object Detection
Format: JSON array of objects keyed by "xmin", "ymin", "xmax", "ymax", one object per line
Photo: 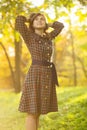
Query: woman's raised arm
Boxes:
[
  {"xmin": 15, "ymin": 15, "xmax": 30, "ymax": 44},
  {"xmin": 48, "ymin": 21, "xmax": 64, "ymax": 40}
]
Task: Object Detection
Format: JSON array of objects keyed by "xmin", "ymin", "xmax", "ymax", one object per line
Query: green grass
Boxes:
[{"xmin": 0, "ymin": 87, "xmax": 87, "ymax": 130}]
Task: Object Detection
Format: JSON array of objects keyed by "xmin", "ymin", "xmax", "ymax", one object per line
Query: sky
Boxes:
[{"xmin": 27, "ymin": 0, "xmax": 44, "ymax": 6}]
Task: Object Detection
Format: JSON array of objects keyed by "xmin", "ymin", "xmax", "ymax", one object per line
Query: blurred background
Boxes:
[
  {"xmin": 0, "ymin": 0, "xmax": 87, "ymax": 92},
  {"xmin": 0, "ymin": 1, "xmax": 87, "ymax": 130}
]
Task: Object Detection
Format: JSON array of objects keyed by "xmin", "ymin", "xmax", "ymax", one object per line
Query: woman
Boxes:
[{"xmin": 15, "ymin": 12, "xmax": 64, "ymax": 130}]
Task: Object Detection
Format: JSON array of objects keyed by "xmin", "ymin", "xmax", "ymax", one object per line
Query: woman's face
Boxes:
[{"xmin": 32, "ymin": 15, "xmax": 46, "ymax": 30}]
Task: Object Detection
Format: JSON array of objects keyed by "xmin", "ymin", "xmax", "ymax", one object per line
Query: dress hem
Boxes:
[{"xmin": 18, "ymin": 109, "xmax": 58, "ymax": 115}]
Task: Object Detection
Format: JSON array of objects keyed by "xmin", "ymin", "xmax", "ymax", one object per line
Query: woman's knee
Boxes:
[{"xmin": 27, "ymin": 113, "xmax": 40, "ymax": 119}]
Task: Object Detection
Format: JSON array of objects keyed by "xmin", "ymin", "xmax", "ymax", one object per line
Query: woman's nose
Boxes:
[
  {"xmin": 38, "ymin": 18, "xmax": 42, "ymax": 22},
  {"xmin": 38, "ymin": 19, "xmax": 41, "ymax": 22}
]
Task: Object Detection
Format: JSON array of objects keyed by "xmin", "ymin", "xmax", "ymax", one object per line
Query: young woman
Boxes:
[{"xmin": 15, "ymin": 12, "xmax": 64, "ymax": 130}]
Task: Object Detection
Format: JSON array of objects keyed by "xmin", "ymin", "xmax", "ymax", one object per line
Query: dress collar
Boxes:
[{"xmin": 34, "ymin": 32, "xmax": 47, "ymax": 39}]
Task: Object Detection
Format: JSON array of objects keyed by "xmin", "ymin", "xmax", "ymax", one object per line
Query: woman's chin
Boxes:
[{"xmin": 35, "ymin": 26, "xmax": 45, "ymax": 29}]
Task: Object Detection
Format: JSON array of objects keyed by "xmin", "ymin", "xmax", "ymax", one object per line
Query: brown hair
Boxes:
[{"xmin": 28, "ymin": 13, "xmax": 48, "ymax": 33}]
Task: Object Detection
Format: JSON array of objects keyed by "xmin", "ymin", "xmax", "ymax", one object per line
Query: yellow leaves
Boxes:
[{"xmin": 15, "ymin": 31, "xmax": 20, "ymax": 42}]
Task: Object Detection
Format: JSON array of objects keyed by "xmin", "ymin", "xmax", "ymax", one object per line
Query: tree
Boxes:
[
  {"xmin": 0, "ymin": 0, "xmax": 32, "ymax": 92},
  {"xmin": 0, "ymin": 0, "xmax": 87, "ymax": 91}
]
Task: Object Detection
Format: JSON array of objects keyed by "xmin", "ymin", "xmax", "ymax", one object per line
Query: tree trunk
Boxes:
[
  {"xmin": 77, "ymin": 56, "xmax": 87, "ymax": 79},
  {"xmin": 15, "ymin": 39, "xmax": 22, "ymax": 93},
  {"xmin": 70, "ymin": 31, "xmax": 77, "ymax": 86},
  {"xmin": 0, "ymin": 42, "xmax": 16, "ymax": 88}
]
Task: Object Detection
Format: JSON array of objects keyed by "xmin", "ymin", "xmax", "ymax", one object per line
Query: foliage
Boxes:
[
  {"xmin": 0, "ymin": 87, "xmax": 87, "ymax": 130},
  {"xmin": 0, "ymin": 0, "xmax": 87, "ymax": 89}
]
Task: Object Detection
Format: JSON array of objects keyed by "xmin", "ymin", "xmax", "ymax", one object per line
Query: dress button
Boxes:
[
  {"xmin": 39, "ymin": 40, "xmax": 41, "ymax": 43},
  {"xmin": 45, "ymin": 85, "xmax": 48, "ymax": 88},
  {"xmin": 50, "ymin": 64, "xmax": 53, "ymax": 68},
  {"xmin": 45, "ymin": 42, "xmax": 47, "ymax": 45},
  {"xmin": 45, "ymin": 97, "xmax": 47, "ymax": 100},
  {"xmin": 47, "ymin": 75, "xmax": 49, "ymax": 78},
  {"xmin": 47, "ymin": 47, "xmax": 50, "ymax": 49},
  {"xmin": 47, "ymin": 53, "xmax": 50, "ymax": 56},
  {"xmin": 47, "ymin": 59, "xmax": 50, "ymax": 62},
  {"xmin": 47, "ymin": 66, "xmax": 50, "ymax": 68}
]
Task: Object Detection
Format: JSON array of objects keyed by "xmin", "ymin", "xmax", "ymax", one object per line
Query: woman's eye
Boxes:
[
  {"xmin": 35, "ymin": 18, "xmax": 38, "ymax": 21},
  {"xmin": 35, "ymin": 17, "xmax": 45, "ymax": 21},
  {"xmin": 41, "ymin": 18, "xmax": 44, "ymax": 20}
]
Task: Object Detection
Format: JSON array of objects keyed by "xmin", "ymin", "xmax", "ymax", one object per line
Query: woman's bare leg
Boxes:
[
  {"xmin": 36, "ymin": 114, "xmax": 40, "ymax": 129},
  {"xmin": 25, "ymin": 113, "xmax": 40, "ymax": 130}
]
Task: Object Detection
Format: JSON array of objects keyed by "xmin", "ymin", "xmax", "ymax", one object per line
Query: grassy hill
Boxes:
[{"xmin": 0, "ymin": 87, "xmax": 87, "ymax": 130}]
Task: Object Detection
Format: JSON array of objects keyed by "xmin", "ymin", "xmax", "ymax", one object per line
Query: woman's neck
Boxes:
[{"xmin": 35, "ymin": 29, "xmax": 44, "ymax": 37}]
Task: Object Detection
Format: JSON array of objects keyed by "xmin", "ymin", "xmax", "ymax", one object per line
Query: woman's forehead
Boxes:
[{"xmin": 35, "ymin": 14, "xmax": 45, "ymax": 19}]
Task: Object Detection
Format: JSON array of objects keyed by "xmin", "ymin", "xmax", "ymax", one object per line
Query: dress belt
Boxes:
[{"xmin": 32, "ymin": 59, "xmax": 59, "ymax": 87}]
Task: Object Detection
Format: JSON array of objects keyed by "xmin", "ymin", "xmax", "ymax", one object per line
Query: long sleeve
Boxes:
[
  {"xmin": 48, "ymin": 21, "xmax": 64, "ymax": 40},
  {"xmin": 15, "ymin": 15, "xmax": 30, "ymax": 44}
]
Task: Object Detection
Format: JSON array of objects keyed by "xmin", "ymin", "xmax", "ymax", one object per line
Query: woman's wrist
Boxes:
[{"xmin": 16, "ymin": 15, "xmax": 27, "ymax": 23}]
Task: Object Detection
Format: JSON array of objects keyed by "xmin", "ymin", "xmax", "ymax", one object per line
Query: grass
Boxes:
[{"xmin": 0, "ymin": 87, "xmax": 87, "ymax": 130}]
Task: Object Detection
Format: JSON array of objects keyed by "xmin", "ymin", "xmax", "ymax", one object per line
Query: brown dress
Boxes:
[{"xmin": 15, "ymin": 15, "xmax": 64, "ymax": 115}]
